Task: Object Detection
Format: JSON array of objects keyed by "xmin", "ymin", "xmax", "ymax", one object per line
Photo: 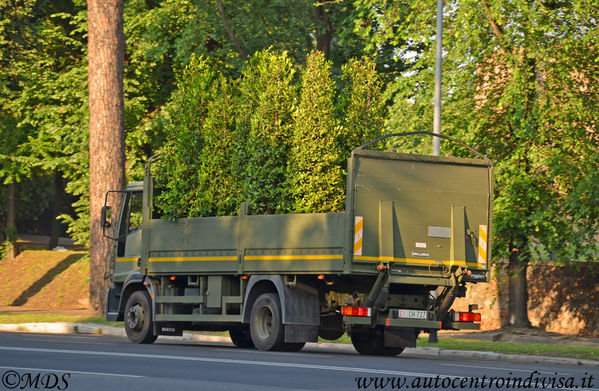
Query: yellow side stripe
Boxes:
[
  {"xmin": 149, "ymin": 256, "xmax": 237, "ymax": 262},
  {"xmin": 354, "ymin": 256, "xmax": 486, "ymax": 268},
  {"xmin": 354, "ymin": 256, "xmax": 436, "ymax": 265},
  {"xmin": 116, "ymin": 257, "xmax": 138, "ymax": 263},
  {"xmin": 148, "ymin": 254, "xmax": 343, "ymax": 262},
  {"xmin": 244, "ymin": 255, "xmax": 343, "ymax": 261}
]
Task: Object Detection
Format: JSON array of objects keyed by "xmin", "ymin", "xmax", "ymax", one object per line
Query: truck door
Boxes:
[{"xmin": 114, "ymin": 191, "xmax": 143, "ymax": 279}]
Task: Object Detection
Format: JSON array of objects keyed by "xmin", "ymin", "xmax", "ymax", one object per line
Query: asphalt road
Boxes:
[{"xmin": 0, "ymin": 332, "xmax": 597, "ymax": 391}]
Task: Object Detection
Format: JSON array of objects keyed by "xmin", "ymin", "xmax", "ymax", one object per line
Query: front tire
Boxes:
[
  {"xmin": 351, "ymin": 327, "xmax": 404, "ymax": 356},
  {"xmin": 249, "ymin": 293, "xmax": 285, "ymax": 351},
  {"xmin": 124, "ymin": 290, "xmax": 157, "ymax": 344}
]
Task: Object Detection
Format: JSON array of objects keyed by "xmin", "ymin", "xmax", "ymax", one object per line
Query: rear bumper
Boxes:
[
  {"xmin": 344, "ymin": 315, "xmax": 442, "ymax": 329},
  {"xmin": 344, "ymin": 316, "xmax": 480, "ymax": 330},
  {"xmin": 442, "ymin": 320, "xmax": 481, "ymax": 330}
]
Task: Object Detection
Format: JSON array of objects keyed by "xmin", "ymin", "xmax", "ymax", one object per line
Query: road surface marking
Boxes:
[
  {"xmin": 0, "ymin": 366, "xmax": 143, "ymax": 378},
  {"xmin": 23, "ymin": 338, "xmax": 113, "ymax": 345},
  {"xmin": 441, "ymin": 363, "xmax": 571, "ymax": 375},
  {"xmin": 66, "ymin": 336, "xmax": 108, "ymax": 340},
  {"xmin": 211, "ymin": 348, "xmax": 330, "ymax": 358},
  {"xmin": 0, "ymin": 345, "xmax": 459, "ymax": 378}
]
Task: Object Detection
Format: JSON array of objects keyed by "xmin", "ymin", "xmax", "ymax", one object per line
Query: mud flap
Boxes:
[
  {"xmin": 384, "ymin": 327, "xmax": 417, "ymax": 348},
  {"xmin": 155, "ymin": 322, "xmax": 183, "ymax": 336},
  {"xmin": 284, "ymin": 324, "xmax": 318, "ymax": 343}
]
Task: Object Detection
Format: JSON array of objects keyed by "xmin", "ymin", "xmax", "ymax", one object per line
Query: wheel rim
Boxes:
[
  {"xmin": 255, "ymin": 305, "xmax": 273, "ymax": 340},
  {"xmin": 127, "ymin": 303, "xmax": 144, "ymax": 331}
]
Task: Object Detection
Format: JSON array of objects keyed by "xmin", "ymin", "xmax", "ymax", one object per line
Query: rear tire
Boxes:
[
  {"xmin": 249, "ymin": 293, "xmax": 286, "ymax": 351},
  {"xmin": 351, "ymin": 328, "xmax": 404, "ymax": 356},
  {"xmin": 319, "ymin": 312, "xmax": 344, "ymax": 341},
  {"xmin": 124, "ymin": 290, "xmax": 157, "ymax": 344},
  {"xmin": 281, "ymin": 342, "xmax": 305, "ymax": 352},
  {"xmin": 319, "ymin": 328, "xmax": 345, "ymax": 341},
  {"xmin": 229, "ymin": 326, "xmax": 255, "ymax": 349}
]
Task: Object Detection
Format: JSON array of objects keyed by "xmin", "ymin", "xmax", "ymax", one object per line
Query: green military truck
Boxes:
[{"xmin": 103, "ymin": 132, "xmax": 493, "ymax": 356}]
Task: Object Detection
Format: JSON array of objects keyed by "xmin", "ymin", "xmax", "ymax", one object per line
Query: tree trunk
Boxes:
[
  {"xmin": 216, "ymin": 0, "xmax": 248, "ymax": 60},
  {"xmin": 507, "ymin": 245, "xmax": 531, "ymax": 328},
  {"xmin": 6, "ymin": 181, "xmax": 17, "ymax": 260},
  {"xmin": 48, "ymin": 172, "xmax": 63, "ymax": 250},
  {"xmin": 313, "ymin": 2, "xmax": 333, "ymax": 59},
  {"xmin": 88, "ymin": 0, "xmax": 126, "ymax": 315}
]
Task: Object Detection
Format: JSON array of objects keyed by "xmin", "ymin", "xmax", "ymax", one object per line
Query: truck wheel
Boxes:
[
  {"xmin": 124, "ymin": 290, "xmax": 157, "ymax": 344},
  {"xmin": 351, "ymin": 328, "xmax": 404, "ymax": 356},
  {"xmin": 319, "ymin": 329, "xmax": 345, "ymax": 341},
  {"xmin": 319, "ymin": 312, "xmax": 344, "ymax": 340},
  {"xmin": 229, "ymin": 326, "xmax": 255, "ymax": 349},
  {"xmin": 250, "ymin": 293, "xmax": 285, "ymax": 351}
]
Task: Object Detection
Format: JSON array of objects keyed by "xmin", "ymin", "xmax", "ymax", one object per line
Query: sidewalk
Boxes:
[{"xmin": 0, "ymin": 320, "xmax": 597, "ymax": 368}]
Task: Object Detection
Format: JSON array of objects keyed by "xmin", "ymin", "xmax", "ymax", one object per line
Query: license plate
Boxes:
[{"xmin": 393, "ymin": 309, "xmax": 428, "ymax": 320}]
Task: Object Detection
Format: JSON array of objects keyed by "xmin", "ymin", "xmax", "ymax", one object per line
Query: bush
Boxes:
[
  {"xmin": 288, "ymin": 51, "xmax": 345, "ymax": 213},
  {"xmin": 235, "ymin": 50, "xmax": 297, "ymax": 214}
]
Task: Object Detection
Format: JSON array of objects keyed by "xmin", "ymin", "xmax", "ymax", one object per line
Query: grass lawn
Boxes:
[
  {"xmin": 321, "ymin": 335, "xmax": 599, "ymax": 361},
  {"xmin": 417, "ymin": 337, "xmax": 599, "ymax": 361}
]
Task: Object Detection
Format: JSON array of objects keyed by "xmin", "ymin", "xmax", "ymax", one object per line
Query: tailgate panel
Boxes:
[{"xmin": 349, "ymin": 151, "xmax": 492, "ymax": 271}]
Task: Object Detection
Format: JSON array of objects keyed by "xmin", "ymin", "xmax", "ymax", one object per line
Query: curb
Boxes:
[{"xmin": 1, "ymin": 322, "xmax": 597, "ymax": 367}]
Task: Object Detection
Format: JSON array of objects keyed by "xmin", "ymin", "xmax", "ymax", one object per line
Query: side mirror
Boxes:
[{"xmin": 101, "ymin": 206, "xmax": 112, "ymax": 228}]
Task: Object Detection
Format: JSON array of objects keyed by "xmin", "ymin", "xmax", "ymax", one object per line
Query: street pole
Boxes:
[
  {"xmin": 432, "ymin": 0, "xmax": 443, "ymax": 157},
  {"xmin": 430, "ymin": 0, "xmax": 443, "ymax": 343}
]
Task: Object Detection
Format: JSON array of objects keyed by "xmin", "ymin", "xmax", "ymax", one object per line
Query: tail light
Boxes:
[
  {"xmin": 341, "ymin": 306, "xmax": 372, "ymax": 317},
  {"xmin": 454, "ymin": 311, "xmax": 481, "ymax": 322}
]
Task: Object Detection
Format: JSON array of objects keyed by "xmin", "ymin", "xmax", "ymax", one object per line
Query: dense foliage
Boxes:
[
  {"xmin": 378, "ymin": 0, "xmax": 599, "ymax": 263},
  {"xmin": 372, "ymin": 0, "xmax": 599, "ymax": 325},
  {"xmin": 0, "ymin": 0, "xmax": 88, "ymax": 244},
  {"xmin": 2, "ymin": 0, "xmax": 597, "ymax": 324},
  {"xmin": 155, "ymin": 50, "xmax": 384, "ymax": 218},
  {"xmin": 236, "ymin": 50, "xmax": 296, "ymax": 215},
  {"xmin": 0, "ymin": 0, "xmax": 386, "ymax": 244},
  {"xmin": 156, "ymin": 56, "xmax": 239, "ymax": 217}
]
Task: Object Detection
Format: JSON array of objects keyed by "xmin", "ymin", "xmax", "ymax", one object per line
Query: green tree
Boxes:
[
  {"xmin": 289, "ymin": 51, "xmax": 345, "ymax": 213},
  {"xmin": 13, "ymin": 5, "xmax": 89, "ymax": 246},
  {"xmin": 236, "ymin": 50, "xmax": 296, "ymax": 214},
  {"xmin": 197, "ymin": 75, "xmax": 240, "ymax": 216},
  {"xmin": 156, "ymin": 56, "xmax": 215, "ymax": 218},
  {"xmin": 387, "ymin": 0, "xmax": 599, "ymax": 327},
  {"xmin": 0, "ymin": 0, "xmax": 88, "ymax": 252},
  {"xmin": 347, "ymin": 0, "xmax": 414, "ymax": 83},
  {"xmin": 338, "ymin": 56, "xmax": 385, "ymax": 152},
  {"xmin": 0, "ymin": 1, "xmax": 38, "ymax": 257},
  {"xmin": 156, "ymin": 56, "xmax": 239, "ymax": 217}
]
